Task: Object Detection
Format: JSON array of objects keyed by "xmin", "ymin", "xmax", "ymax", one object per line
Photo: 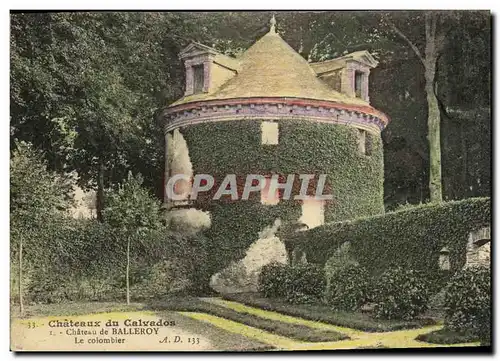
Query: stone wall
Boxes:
[
  {"xmin": 209, "ymin": 218, "xmax": 288, "ymax": 293},
  {"xmin": 465, "ymin": 226, "xmax": 491, "ymax": 268}
]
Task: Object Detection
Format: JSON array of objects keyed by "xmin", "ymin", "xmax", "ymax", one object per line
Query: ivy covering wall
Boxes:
[
  {"xmin": 291, "ymin": 197, "xmax": 491, "ymax": 275},
  {"xmin": 180, "ymin": 119, "xmax": 385, "ymax": 281}
]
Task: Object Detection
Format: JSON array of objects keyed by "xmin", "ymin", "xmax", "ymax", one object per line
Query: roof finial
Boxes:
[{"xmin": 269, "ymin": 15, "xmax": 276, "ymax": 34}]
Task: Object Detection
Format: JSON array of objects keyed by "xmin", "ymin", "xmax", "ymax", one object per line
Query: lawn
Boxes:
[
  {"xmin": 10, "ymin": 301, "xmax": 272, "ymax": 351},
  {"xmin": 12, "ymin": 298, "xmax": 348, "ymax": 345},
  {"xmin": 222, "ymin": 293, "xmax": 437, "ymax": 332},
  {"xmin": 11, "ymin": 299, "xmax": 481, "ymax": 351},
  {"xmin": 10, "ymin": 302, "xmax": 145, "ymax": 319}
]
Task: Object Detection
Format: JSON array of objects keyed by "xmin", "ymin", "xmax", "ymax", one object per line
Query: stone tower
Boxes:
[{"xmin": 160, "ymin": 18, "xmax": 389, "ymax": 292}]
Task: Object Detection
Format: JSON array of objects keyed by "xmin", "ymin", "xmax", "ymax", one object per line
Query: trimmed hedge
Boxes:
[
  {"xmin": 181, "ymin": 119, "xmax": 384, "ymax": 280},
  {"xmin": 292, "ymin": 197, "xmax": 491, "ymax": 274},
  {"xmin": 14, "ymin": 216, "xmax": 208, "ymax": 303}
]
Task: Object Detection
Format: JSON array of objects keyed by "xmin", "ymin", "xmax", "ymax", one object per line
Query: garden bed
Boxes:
[
  {"xmin": 148, "ymin": 297, "xmax": 348, "ymax": 342},
  {"xmin": 222, "ymin": 293, "xmax": 437, "ymax": 332},
  {"xmin": 416, "ymin": 329, "xmax": 480, "ymax": 345}
]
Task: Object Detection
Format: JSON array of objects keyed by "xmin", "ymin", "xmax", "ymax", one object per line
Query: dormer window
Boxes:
[
  {"xmin": 193, "ymin": 64, "xmax": 205, "ymax": 94},
  {"xmin": 179, "ymin": 42, "xmax": 240, "ymax": 97},
  {"xmin": 310, "ymin": 51, "xmax": 378, "ymax": 103}
]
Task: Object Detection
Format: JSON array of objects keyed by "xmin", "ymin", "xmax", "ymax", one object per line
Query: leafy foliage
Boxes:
[
  {"xmin": 9, "ymin": 11, "xmax": 492, "ymax": 306},
  {"xmin": 10, "ymin": 155, "xmax": 206, "ymax": 303},
  {"xmin": 17, "ymin": 217, "xmax": 207, "ymax": 303},
  {"xmin": 103, "ymin": 172, "xmax": 163, "ymax": 232},
  {"xmin": 10, "ymin": 141, "xmax": 73, "ymax": 222},
  {"xmin": 258, "ymin": 263, "xmax": 289, "ymax": 298},
  {"xmin": 10, "ymin": 11, "xmax": 491, "ymax": 207},
  {"xmin": 182, "ymin": 119, "xmax": 384, "ymax": 280},
  {"xmin": 224, "ymin": 292, "xmax": 436, "ymax": 332},
  {"xmin": 285, "ymin": 263, "xmax": 325, "ymax": 304},
  {"xmin": 444, "ymin": 266, "xmax": 491, "ymax": 345},
  {"xmin": 416, "ymin": 328, "xmax": 480, "ymax": 345},
  {"xmin": 131, "ymin": 259, "xmax": 193, "ymax": 299},
  {"xmin": 372, "ymin": 268, "xmax": 432, "ymax": 320},
  {"xmin": 293, "ymin": 197, "xmax": 490, "ymax": 276},
  {"xmin": 102, "ymin": 172, "xmax": 165, "ymax": 303},
  {"xmin": 258, "ymin": 262, "xmax": 325, "ymax": 304},
  {"xmin": 10, "ymin": 142, "xmax": 75, "ymax": 307},
  {"xmin": 15, "ymin": 219, "xmax": 125, "ymax": 304},
  {"xmin": 326, "ymin": 264, "xmax": 371, "ymax": 311}
]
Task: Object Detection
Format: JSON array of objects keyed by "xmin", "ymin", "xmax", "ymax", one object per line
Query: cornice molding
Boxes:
[{"xmin": 162, "ymin": 97, "xmax": 389, "ymax": 134}]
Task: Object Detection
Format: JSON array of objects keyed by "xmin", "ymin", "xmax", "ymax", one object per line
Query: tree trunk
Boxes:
[
  {"xmin": 164, "ymin": 131, "xmax": 171, "ymax": 207},
  {"xmin": 19, "ymin": 237, "xmax": 23, "ymax": 316},
  {"xmin": 424, "ymin": 13, "xmax": 443, "ymax": 203},
  {"xmin": 425, "ymin": 80, "xmax": 443, "ymax": 202},
  {"xmin": 460, "ymin": 120, "xmax": 468, "ymax": 197},
  {"xmin": 96, "ymin": 158, "xmax": 105, "ymax": 221},
  {"xmin": 126, "ymin": 236, "xmax": 131, "ymax": 305},
  {"xmin": 388, "ymin": 12, "xmax": 444, "ymax": 203}
]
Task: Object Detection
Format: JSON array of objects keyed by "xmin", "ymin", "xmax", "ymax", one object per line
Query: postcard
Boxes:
[{"xmin": 10, "ymin": 10, "xmax": 491, "ymax": 352}]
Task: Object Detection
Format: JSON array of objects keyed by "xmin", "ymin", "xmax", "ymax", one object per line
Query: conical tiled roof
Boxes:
[{"xmin": 170, "ymin": 28, "xmax": 368, "ymax": 107}]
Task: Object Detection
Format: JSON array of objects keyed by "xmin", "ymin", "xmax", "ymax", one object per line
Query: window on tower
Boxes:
[
  {"xmin": 358, "ymin": 129, "xmax": 366, "ymax": 154},
  {"xmin": 299, "ymin": 199, "xmax": 325, "ymax": 229},
  {"xmin": 193, "ymin": 64, "xmax": 205, "ymax": 94},
  {"xmin": 261, "ymin": 176, "xmax": 280, "ymax": 205},
  {"xmin": 358, "ymin": 129, "xmax": 373, "ymax": 156},
  {"xmin": 261, "ymin": 121, "xmax": 279, "ymax": 145}
]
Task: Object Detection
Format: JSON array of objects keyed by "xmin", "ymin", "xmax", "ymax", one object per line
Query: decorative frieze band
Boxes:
[{"xmin": 163, "ymin": 98, "xmax": 389, "ymax": 134}]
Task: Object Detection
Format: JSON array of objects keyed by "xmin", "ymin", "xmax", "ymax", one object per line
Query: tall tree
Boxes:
[
  {"xmin": 384, "ymin": 11, "xmax": 448, "ymax": 203},
  {"xmin": 10, "ymin": 141, "xmax": 73, "ymax": 314},
  {"xmin": 103, "ymin": 173, "xmax": 163, "ymax": 305},
  {"xmin": 11, "ymin": 11, "xmax": 491, "ymax": 208}
]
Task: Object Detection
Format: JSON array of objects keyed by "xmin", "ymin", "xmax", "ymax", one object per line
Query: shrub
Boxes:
[
  {"xmin": 324, "ymin": 241, "xmax": 359, "ymax": 276},
  {"xmin": 326, "ymin": 263, "xmax": 371, "ymax": 311},
  {"xmin": 258, "ymin": 263, "xmax": 325, "ymax": 304},
  {"xmin": 444, "ymin": 266, "xmax": 491, "ymax": 344},
  {"xmin": 416, "ymin": 329, "xmax": 479, "ymax": 345},
  {"xmin": 258, "ymin": 262, "xmax": 289, "ymax": 298},
  {"xmin": 285, "ymin": 292, "xmax": 319, "ymax": 305},
  {"xmin": 372, "ymin": 267, "xmax": 432, "ymax": 320},
  {"xmin": 13, "ymin": 213, "xmax": 208, "ymax": 304},
  {"xmin": 132, "ymin": 259, "xmax": 192, "ymax": 300},
  {"xmin": 285, "ymin": 263, "xmax": 325, "ymax": 303},
  {"xmin": 210, "ymin": 261, "xmax": 258, "ymax": 294}
]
